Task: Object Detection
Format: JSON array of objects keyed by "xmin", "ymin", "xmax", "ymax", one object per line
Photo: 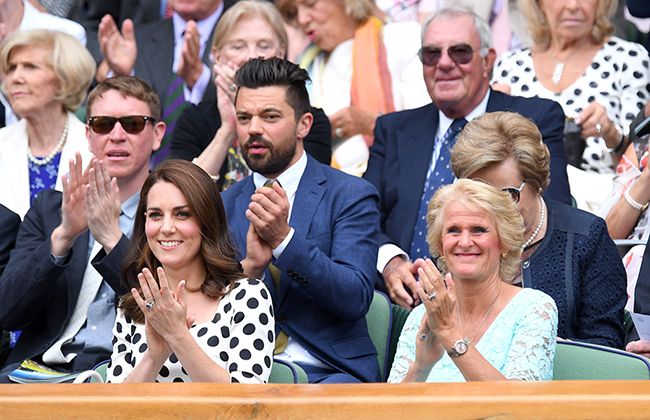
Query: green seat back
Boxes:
[
  {"xmin": 365, "ymin": 291, "xmax": 392, "ymax": 381},
  {"xmin": 268, "ymin": 359, "xmax": 308, "ymax": 384},
  {"xmin": 553, "ymin": 340, "xmax": 650, "ymax": 380}
]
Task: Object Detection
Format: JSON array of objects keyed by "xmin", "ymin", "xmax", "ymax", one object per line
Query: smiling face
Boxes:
[
  {"xmin": 422, "ymin": 14, "xmax": 495, "ymax": 118},
  {"xmin": 236, "ymin": 85, "xmax": 311, "ymax": 179},
  {"xmin": 440, "ymin": 201, "xmax": 503, "ymax": 283},
  {"xmin": 3, "ymin": 45, "xmax": 61, "ymax": 118},
  {"xmin": 294, "ymin": 0, "xmax": 357, "ymax": 53},
  {"xmin": 215, "ymin": 15, "xmax": 285, "ymax": 68},
  {"xmin": 144, "ymin": 181, "xmax": 204, "ymax": 273},
  {"xmin": 86, "ymin": 89, "xmax": 164, "ymax": 194},
  {"xmin": 540, "ymin": 0, "xmax": 598, "ymax": 44}
]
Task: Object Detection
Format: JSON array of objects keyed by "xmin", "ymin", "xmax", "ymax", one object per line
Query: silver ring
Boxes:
[
  {"xmin": 595, "ymin": 122, "xmax": 602, "ymax": 135},
  {"xmin": 335, "ymin": 127, "xmax": 344, "ymax": 139},
  {"xmin": 229, "ymin": 83, "xmax": 237, "ymax": 93},
  {"xmin": 145, "ymin": 300, "xmax": 155, "ymax": 311},
  {"xmin": 427, "ymin": 291, "xmax": 437, "ymax": 302}
]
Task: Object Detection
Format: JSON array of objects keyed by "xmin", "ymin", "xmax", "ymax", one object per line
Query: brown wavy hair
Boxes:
[{"xmin": 120, "ymin": 160, "xmax": 243, "ymax": 323}]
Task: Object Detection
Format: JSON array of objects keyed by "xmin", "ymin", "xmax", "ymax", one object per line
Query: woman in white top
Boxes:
[
  {"xmin": 0, "ymin": 29, "xmax": 95, "ymax": 218},
  {"xmin": 277, "ymin": 0, "xmax": 430, "ymax": 176}
]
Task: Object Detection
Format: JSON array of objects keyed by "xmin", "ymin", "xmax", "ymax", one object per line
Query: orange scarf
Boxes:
[{"xmin": 351, "ymin": 16, "xmax": 395, "ymax": 147}]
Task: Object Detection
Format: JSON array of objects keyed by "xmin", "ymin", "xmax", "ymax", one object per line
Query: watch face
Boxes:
[
  {"xmin": 450, "ymin": 338, "xmax": 470, "ymax": 357},
  {"xmin": 456, "ymin": 341, "xmax": 469, "ymax": 354}
]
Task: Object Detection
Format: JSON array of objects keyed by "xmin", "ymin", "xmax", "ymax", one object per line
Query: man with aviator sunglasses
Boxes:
[
  {"xmin": 364, "ymin": 7, "xmax": 571, "ymax": 310},
  {"xmin": 0, "ymin": 76, "xmax": 164, "ymax": 382}
]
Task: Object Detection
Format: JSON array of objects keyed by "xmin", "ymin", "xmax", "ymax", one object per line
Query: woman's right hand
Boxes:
[
  {"xmin": 131, "ymin": 267, "xmax": 191, "ymax": 358},
  {"xmin": 415, "ymin": 259, "xmax": 458, "ymax": 336}
]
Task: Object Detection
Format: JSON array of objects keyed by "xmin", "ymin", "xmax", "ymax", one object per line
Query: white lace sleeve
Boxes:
[
  {"xmin": 502, "ymin": 294, "xmax": 558, "ymax": 381},
  {"xmin": 387, "ymin": 305, "xmax": 426, "ymax": 383}
]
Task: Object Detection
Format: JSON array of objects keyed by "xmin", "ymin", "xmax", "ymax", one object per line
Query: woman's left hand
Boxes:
[
  {"xmin": 329, "ymin": 106, "xmax": 376, "ymax": 139},
  {"xmin": 576, "ymin": 101, "xmax": 620, "ymax": 148},
  {"xmin": 415, "ymin": 259, "xmax": 458, "ymax": 336},
  {"xmin": 133, "ymin": 267, "xmax": 190, "ymax": 340}
]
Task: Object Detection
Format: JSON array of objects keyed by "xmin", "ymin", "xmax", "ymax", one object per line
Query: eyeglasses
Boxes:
[
  {"xmin": 502, "ymin": 179, "xmax": 527, "ymax": 203},
  {"xmin": 87, "ymin": 116, "xmax": 157, "ymax": 134},
  {"xmin": 418, "ymin": 44, "xmax": 480, "ymax": 67}
]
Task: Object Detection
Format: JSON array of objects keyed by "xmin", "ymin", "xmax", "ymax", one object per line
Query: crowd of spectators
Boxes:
[{"xmin": 1, "ymin": 0, "xmax": 650, "ymax": 384}]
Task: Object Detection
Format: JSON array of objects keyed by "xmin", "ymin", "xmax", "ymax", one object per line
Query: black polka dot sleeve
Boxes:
[{"xmin": 106, "ymin": 279, "xmax": 275, "ymax": 383}]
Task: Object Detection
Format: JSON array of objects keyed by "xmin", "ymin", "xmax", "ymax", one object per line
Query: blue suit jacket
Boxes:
[
  {"xmin": 222, "ymin": 156, "xmax": 382, "ymax": 382},
  {"xmin": 364, "ymin": 90, "xmax": 571, "ymax": 253}
]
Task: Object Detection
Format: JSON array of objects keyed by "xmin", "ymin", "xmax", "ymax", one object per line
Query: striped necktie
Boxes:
[
  {"xmin": 409, "ymin": 118, "xmax": 467, "ymax": 260},
  {"xmin": 151, "ymin": 74, "xmax": 188, "ymax": 167}
]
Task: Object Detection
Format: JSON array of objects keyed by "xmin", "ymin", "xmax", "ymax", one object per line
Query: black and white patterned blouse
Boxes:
[
  {"xmin": 106, "ymin": 278, "xmax": 275, "ymax": 383},
  {"xmin": 493, "ymin": 36, "xmax": 650, "ymax": 174}
]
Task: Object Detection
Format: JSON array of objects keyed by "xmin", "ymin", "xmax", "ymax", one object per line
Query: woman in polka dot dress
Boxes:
[
  {"xmin": 492, "ymin": 0, "xmax": 650, "ymax": 198},
  {"xmin": 106, "ymin": 160, "xmax": 275, "ymax": 383}
]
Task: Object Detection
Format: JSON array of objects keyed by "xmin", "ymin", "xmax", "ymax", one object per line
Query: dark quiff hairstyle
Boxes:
[
  {"xmin": 120, "ymin": 160, "xmax": 243, "ymax": 323},
  {"xmin": 87, "ymin": 75, "xmax": 162, "ymax": 120},
  {"xmin": 234, "ymin": 57, "xmax": 311, "ymax": 119}
]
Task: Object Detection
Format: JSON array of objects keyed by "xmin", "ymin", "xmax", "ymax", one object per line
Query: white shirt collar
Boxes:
[
  {"xmin": 437, "ymin": 90, "xmax": 491, "ymax": 137},
  {"xmin": 253, "ymin": 151, "xmax": 308, "ymax": 201}
]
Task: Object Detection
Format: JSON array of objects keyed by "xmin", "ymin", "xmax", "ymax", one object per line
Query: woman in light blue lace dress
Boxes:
[{"xmin": 388, "ymin": 179, "xmax": 557, "ymax": 382}]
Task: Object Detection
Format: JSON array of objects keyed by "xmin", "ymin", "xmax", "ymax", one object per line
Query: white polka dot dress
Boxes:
[
  {"xmin": 493, "ymin": 36, "xmax": 650, "ymax": 174},
  {"xmin": 106, "ymin": 278, "xmax": 275, "ymax": 383}
]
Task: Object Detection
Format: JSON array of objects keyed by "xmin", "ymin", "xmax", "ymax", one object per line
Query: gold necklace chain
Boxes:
[{"xmin": 458, "ymin": 287, "xmax": 500, "ymax": 344}]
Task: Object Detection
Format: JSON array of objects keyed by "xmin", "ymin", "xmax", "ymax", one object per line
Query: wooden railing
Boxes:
[{"xmin": 2, "ymin": 381, "xmax": 650, "ymax": 419}]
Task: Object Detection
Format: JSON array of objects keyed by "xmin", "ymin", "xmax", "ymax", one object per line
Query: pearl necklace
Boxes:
[
  {"xmin": 27, "ymin": 120, "xmax": 69, "ymax": 166},
  {"xmin": 523, "ymin": 196, "xmax": 545, "ymax": 249}
]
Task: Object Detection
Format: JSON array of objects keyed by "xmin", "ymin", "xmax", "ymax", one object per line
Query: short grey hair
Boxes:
[{"xmin": 421, "ymin": 7, "xmax": 492, "ymax": 56}]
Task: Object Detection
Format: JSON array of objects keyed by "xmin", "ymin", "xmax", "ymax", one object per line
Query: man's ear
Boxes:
[
  {"xmin": 296, "ymin": 111, "xmax": 313, "ymax": 141},
  {"xmin": 151, "ymin": 121, "xmax": 166, "ymax": 152},
  {"xmin": 483, "ymin": 47, "xmax": 497, "ymax": 79}
]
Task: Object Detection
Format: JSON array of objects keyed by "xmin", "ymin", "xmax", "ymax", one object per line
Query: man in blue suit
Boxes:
[
  {"xmin": 222, "ymin": 58, "xmax": 381, "ymax": 383},
  {"xmin": 364, "ymin": 7, "xmax": 571, "ymax": 309}
]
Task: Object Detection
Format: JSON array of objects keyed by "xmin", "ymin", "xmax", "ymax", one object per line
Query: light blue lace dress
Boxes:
[{"xmin": 388, "ymin": 288, "xmax": 558, "ymax": 382}]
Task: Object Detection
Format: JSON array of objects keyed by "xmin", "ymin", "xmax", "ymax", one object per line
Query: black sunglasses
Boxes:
[
  {"xmin": 88, "ymin": 116, "xmax": 157, "ymax": 134},
  {"xmin": 418, "ymin": 44, "xmax": 479, "ymax": 67},
  {"xmin": 502, "ymin": 179, "xmax": 527, "ymax": 203}
]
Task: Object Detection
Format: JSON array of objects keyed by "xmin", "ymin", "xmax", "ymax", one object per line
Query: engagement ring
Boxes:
[
  {"xmin": 427, "ymin": 291, "xmax": 437, "ymax": 302},
  {"xmin": 145, "ymin": 300, "xmax": 155, "ymax": 311},
  {"xmin": 335, "ymin": 127, "xmax": 344, "ymax": 139}
]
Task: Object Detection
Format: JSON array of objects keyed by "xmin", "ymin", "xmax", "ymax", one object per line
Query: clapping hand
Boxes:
[
  {"xmin": 86, "ymin": 159, "xmax": 122, "ymax": 253},
  {"xmin": 51, "ymin": 153, "xmax": 89, "ymax": 256},
  {"xmin": 246, "ymin": 182, "xmax": 291, "ymax": 249},
  {"xmin": 177, "ymin": 20, "xmax": 203, "ymax": 89},
  {"xmin": 131, "ymin": 267, "xmax": 194, "ymax": 358},
  {"xmin": 98, "ymin": 15, "xmax": 137, "ymax": 76},
  {"xmin": 415, "ymin": 259, "xmax": 458, "ymax": 337}
]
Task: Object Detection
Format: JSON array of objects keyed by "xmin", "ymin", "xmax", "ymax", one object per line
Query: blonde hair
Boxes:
[
  {"xmin": 0, "ymin": 30, "xmax": 95, "ymax": 112},
  {"xmin": 426, "ymin": 179, "xmax": 524, "ymax": 283},
  {"xmin": 277, "ymin": 0, "xmax": 374, "ymax": 25},
  {"xmin": 451, "ymin": 111, "xmax": 551, "ymax": 193},
  {"xmin": 212, "ymin": 0, "xmax": 288, "ymax": 58},
  {"xmin": 518, "ymin": 0, "xmax": 616, "ymax": 48}
]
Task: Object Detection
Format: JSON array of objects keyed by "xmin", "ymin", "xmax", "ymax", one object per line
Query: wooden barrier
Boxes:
[{"xmin": 1, "ymin": 381, "xmax": 650, "ymax": 419}]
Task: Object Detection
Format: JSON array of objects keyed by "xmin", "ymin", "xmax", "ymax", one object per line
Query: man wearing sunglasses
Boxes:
[
  {"xmin": 0, "ymin": 76, "xmax": 164, "ymax": 382},
  {"xmin": 364, "ymin": 7, "xmax": 571, "ymax": 310}
]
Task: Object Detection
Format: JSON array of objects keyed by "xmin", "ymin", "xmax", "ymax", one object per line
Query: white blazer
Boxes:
[{"xmin": 0, "ymin": 112, "xmax": 92, "ymax": 219}]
